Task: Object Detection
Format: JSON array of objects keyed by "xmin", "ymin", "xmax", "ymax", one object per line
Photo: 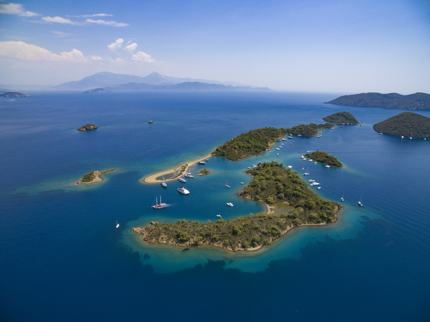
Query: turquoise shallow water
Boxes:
[{"xmin": 1, "ymin": 91, "xmax": 430, "ymax": 321}]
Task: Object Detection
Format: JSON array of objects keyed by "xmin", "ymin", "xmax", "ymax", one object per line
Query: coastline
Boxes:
[
  {"xmin": 140, "ymin": 153, "xmax": 212, "ymax": 184},
  {"xmin": 132, "ymin": 203, "xmax": 342, "ymax": 254}
]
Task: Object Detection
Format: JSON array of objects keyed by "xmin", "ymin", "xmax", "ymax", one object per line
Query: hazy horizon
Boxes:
[{"xmin": 1, "ymin": 0, "xmax": 430, "ymax": 93}]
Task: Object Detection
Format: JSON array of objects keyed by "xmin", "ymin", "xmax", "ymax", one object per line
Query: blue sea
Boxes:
[{"xmin": 1, "ymin": 91, "xmax": 429, "ymax": 322}]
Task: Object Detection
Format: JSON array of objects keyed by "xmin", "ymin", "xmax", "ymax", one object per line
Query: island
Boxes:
[
  {"xmin": 323, "ymin": 111, "xmax": 359, "ymax": 125},
  {"xmin": 304, "ymin": 151, "xmax": 343, "ymax": 168},
  {"xmin": 286, "ymin": 123, "xmax": 334, "ymax": 138},
  {"xmin": 133, "ymin": 162, "xmax": 341, "ymax": 252},
  {"xmin": 212, "ymin": 127, "xmax": 287, "ymax": 161},
  {"xmin": 197, "ymin": 168, "xmax": 210, "ymax": 176},
  {"xmin": 83, "ymin": 88, "xmax": 105, "ymax": 94},
  {"xmin": 77, "ymin": 123, "xmax": 98, "ymax": 132},
  {"xmin": 76, "ymin": 169, "xmax": 115, "ymax": 185},
  {"xmin": 373, "ymin": 112, "xmax": 430, "ymax": 139},
  {"xmin": 327, "ymin": 92, "xmax": 430, "ymax": 110},
  {"xmin": 0, "ymin": 91, "xmax": 26, "ymax": 99}
]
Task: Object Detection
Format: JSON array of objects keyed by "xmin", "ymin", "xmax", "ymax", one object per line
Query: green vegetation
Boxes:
[
  {"xmin": 304, "ymin": 151, "xmax": 343, "ymax": 168},
  {"xmin": 327, "ymin": 92, "xmax": 430, "ymax": 110},
  {"xmin": 81, "ymin": 171, "xmax": 97, "ymax": 183},
  {"xmin": 197, "ymin": 168, "xmax": 210, "ymax": 176},
  {"xmin": 323, "ymin": 112, "xmax": 359, "ymax": 125},
  {"xmin": 373, "ymin": 112, "xmax": 430, "ymax": 139},
  {"xmin": 133, "ymin": 162, "xmax": 340, "ymax": 252},
  {"xmin": 286, "ymin": 123, "xmax": 333, "ymax": 137},
  {"xmin": 212, "ymin": 127, "xmax": 287, "ymax": 160}
]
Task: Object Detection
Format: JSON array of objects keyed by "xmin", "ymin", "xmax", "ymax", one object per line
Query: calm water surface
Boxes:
[{"xmin": 1, "ymin": 92, "xmax": 429, "ymax": 322}]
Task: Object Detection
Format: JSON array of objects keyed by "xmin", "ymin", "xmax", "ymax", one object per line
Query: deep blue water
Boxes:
[{"xmin": 1, "ymin": 92, "xmax": 429, "ymax": 322}]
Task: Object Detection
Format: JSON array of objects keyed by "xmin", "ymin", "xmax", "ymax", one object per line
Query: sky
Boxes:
[{"xmin": 0, "ymin": 0, "xmax": 429, "ymax": 92}]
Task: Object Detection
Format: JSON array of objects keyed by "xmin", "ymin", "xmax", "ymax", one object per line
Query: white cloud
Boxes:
[
  {"xmin": 132, "ymin": 51, "xmax": 153, "ymax": 63},
  {"xmin": 0, "ymin": 40, "xmax": 87, "ymax": 62},
  {"xmin": 125, "ymin": 42, "xmax": 138, "ymax": 52},
  {"xmin": 42, "ymin": 16, "xmax": 75, "ymax": 25},
  {"xmin": 51, "ymin": 30, "xmax": 70, "ymax": 38},
  {"xmin": 0, "ymin": 2, "xmax": 38, "ymax": 17},
  {"xmin": 90, "ymin": 55, "xmax": 103, "ymax": 61},
  {"xmin": 86, "ymin": 18, "xmax": 128, "ymax": 27},
  {"xmin": 107, "ymin": 38, "xmax": 124, "ymax": 51},
  {"xmin": 81, "ymin": 13, "xmax": 113, "ymax": 17}
]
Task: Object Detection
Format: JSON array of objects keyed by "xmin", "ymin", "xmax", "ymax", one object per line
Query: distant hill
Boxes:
[
  {"xmin": 0, "ymin": 91, "xmax": 26, "ymax": 98},
  {"xmin": 327, "ymin": 92, "xmax": 430, "ymax": 110},
  {"xmin": 57, "ymin": 71, "xmax": 264, "ymax": 91},
  {"xmin": 373, "ymin": 112, "xmax": 430, "ymax": 139},
  {"xmin": 323, "ymin": 111, "xmax": 359, "ymax": 125}
]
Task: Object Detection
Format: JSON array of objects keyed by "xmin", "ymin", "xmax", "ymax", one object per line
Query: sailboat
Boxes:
[{"xmin": 152, "ymin": 196, "xmax": 168, "ymax": 209}]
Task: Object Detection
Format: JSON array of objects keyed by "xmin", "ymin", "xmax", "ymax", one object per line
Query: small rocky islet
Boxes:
[{"xmin": 77, "ymin": 123, "xmax": 98, "ymax": 132}]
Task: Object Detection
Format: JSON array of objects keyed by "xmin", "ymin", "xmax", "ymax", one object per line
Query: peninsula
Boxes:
[
  {"xmin": 327, "ymin": 92, "xmax": 430, "ymax": 110},
  {"xmin": 323, "ymin": 111, "xmax": 359, "ymax": 125},
  {"xmin": 76, "ymin": 169, "xmax": 115, "ymax": 185},
  {"xmin": 77, "ymin": 123, "xmax": 98, "ymax": 132},
  {"xmin": 133, "ymin": 162, "xmax": 341, "ymax": 252},
  {"xmin": 373, "ymin": 112, "xmax": 430, "ymax": 139},
  {"xmin": 304, "ymin": 151, "xmax": 343, "ymax": 168},
  {"xmin": 0, "ymin": 91, "xmax": 26, "ymax": 99}
]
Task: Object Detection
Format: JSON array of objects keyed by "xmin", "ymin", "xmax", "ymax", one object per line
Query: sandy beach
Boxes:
[{"xmin": 140, "ymin": 153, "xmax": 212, "ymax": 184}]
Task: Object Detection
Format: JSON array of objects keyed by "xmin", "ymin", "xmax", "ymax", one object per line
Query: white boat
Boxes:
[
  {"xmin": 287, "ymin": 165, "xmax": 293, "ymax": 169},
  {"xmin": 225, "ymin": 183, "xmax": 231, "ymax": 188},
  {"xmin": 152, "ymin": 196, "xmax": 168, "ymax": 209},
  {"xmin": 340, "ymin": 196, "xmax": 345, "ymax": 202},
  {"xmin": 115, "ymin": 221, "xmax": 120, "ymax": 229},
  {"xmin": 177, "ymin": 187, "xmax": 190, "ymax": 195},
  {"xmin": 325, "ymin": 164, "xmax": 331, "ymax": 168},
  {"xmin": 303, "ymin": 172, "xmax": 310, "ymax": 176},
  {"xmin": 281, "ymin": 138, "xmax": 287, "ymax": 141},
  {"xmin": 240, "ymin": 181, "xmax": 245, "ymax": 185},
  {"xmin": 409, "ymin": 136, "xmax": 413, "ymax": 140},
  {"xmin": 178, "ymin": 177, "xmax": 187, "ymax": 183},
  {"xmin": 226, "ymin": 202, "xmax": 234, "ymax": 207},
  {"xmin": 276, "ymin": 147, "xmax": 281, "ymax": 151},
  {"xmin": 401, "ymin": 135, "xmax": 405, "ymax": 139},
  {"xmin": 317, "ymin": 186, "xmax": 321, "ymax": 190},
  {"xmin": 185, "ymin": 172, "xmax": 194, "ymax": 179},
  {"xmin": 160, "ymin": 182, "xmax": 168, "ymax": 188},
  {"xmin": 198, "ymin": 160, "xmax": 207, "ymax": 165},
  {"xmin": 216, "ymin": 214, "xmax": 223, "ymax": 219},
  {"xmin": 357, "ymin": 200, "xmax": 364, "ymax": 207}
]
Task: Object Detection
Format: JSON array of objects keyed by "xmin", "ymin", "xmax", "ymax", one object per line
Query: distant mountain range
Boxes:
[
  {"xmin": 57, "ymin": 72, "xmax": 267, "ymax": 92},
  {"xmin": 327, "ymin": 92, "xmax": 430, "ymax": 110}
]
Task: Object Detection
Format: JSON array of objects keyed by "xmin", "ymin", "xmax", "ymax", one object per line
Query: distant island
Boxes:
[
  {"xmin": 0, "ymin": 91, "xmax": 26, "ymax": 99},
  {"xmin": 373, "ymin": 112, "xmax": 430, "ymax": 139},
  {"xmin": 323, "ymin": 112, "xmax": 359, "ymax": 125},
  {"xmin": 76, "ymin": 169, "xmax": 115, "ymax": 185},
  {"xmin": 327, "ymin": 92, "xmax": 430, "ymax": 110},
  {"xmin": 304, "ymin": 151, "xmax": 343, "ymax": 168},
  {"xmin": 77, "ymin": 123, "xmax": 98, "ymax": 132},
  {"xmin": 56, "ymin": 71, "xmax": 268, "ymax": 92},
  {"xmin": 133, "ymin": 162, "xmax": 341, "ymax": 252}
]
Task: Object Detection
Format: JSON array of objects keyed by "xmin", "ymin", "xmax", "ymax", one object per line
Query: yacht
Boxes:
[
  {"xmin": 178, "ymin": 177, "xmax": 187, "ymax": 183},
  {"xmin": 303, "ymin": 172, "xmax": 310, "ymax": 176},
  {"xmin": 198, "ymin": 160, "xmax": 206, "ymax": 165},
  {"xmin": 177, "ymin": 187, "xmax": 190, "ymax": 195},
  {"xmin": 340, "ymin": 196, "xmax": 345, "ymax": 202},
  {"xmin": 225, "ymin": 183, "xmax": 231, "ymax": 189},
  {"xmin": 152, "ymin": 196, "xmax": 168, "ymax": 209},
  {"xmin": 160, "ymin": 182, "xmax": 168, "ymax": 188},
  {"xmin": 287, "ymin": 165, "xmax": 293, "ymax": 169},
  {"xmin": 401, "ymin": 135, "xmax": 405, "ymax": 139},
  {"xmin": 216, "ymin": 214, "xmax": 223, "ymax": 219},
  {"xmin": 185, "ymin": 172, "xmax": 194, "ymax": 179},
  {"xmin": 240, "ymin": 181, "xmax": 245, "ymax": 185},
  {"xmin": 325, "ymin": 164, "xmax": 331, "ymax": 168},
  {"xmin": 115, "ymin": 221, "xmax": 120, "ymax": 229},
  {"xmin": 357, "ymin": 200, "xmax": 364, "ymax": 207},
  {"xmin": 281, "ymin": 138, "xmax": 287, "ymax": 141},
  {"xmin": 226, "ymin": 202, "xmax": 234, "ymax": 207}
]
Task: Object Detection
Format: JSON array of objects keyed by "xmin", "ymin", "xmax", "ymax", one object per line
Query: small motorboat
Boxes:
[
  {"xmin": 340, "ymin": 196, "xmax": 345, "ymax": 202},
  {"xmin": 240, "ymin": 181, "xmax": 245, "ymax": 185},
  {"xmin": 226, "ymin": 202, "xmax": 234, "ymax": 207},
  {"xmin": 325, "ymin": 164, "xmax": 331, "ymax": 168},
  {"xmin": 160, "ymin": 182, "xmax": 168, "ymax": 188},
  {"xmin": 357, "ymin": 200, "xmax": 364, "ymax": 207},
  {"xmin": 287, "ymin": 165, "xmax": 293, "ymax": 169},
  {"xmin": 185, "ymin": 172, "xmax": 194, "ymax": 179},
  {"xmin": 303, "ymin": 172, "xmax": 310, "ymax": 176},
  {"xmin": 115, "ymin": 221, "xmax": 120, "ymax": 229},
  {"xmin": 178, "ymin": 177, "xmax": 187, "ymax": 183},
  {"xmin": 198, "ymin": 160, "xmax": 206, "ymax": 165},
  {"xmin": 216, "ymin": 214, "xmax": 223, "ymax": 219},
  {"xmin": 225, "ymin": 184, "xmax": 231, "ymax": 189},
  {"xmin": 177, "ymin": 187, "xmax": 190, "ymax": 195}
]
